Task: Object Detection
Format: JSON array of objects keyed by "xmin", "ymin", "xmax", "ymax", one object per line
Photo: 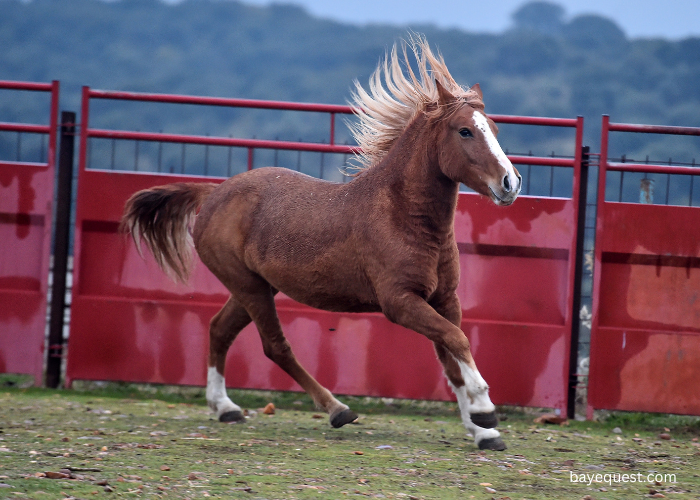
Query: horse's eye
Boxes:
[{"xmin": 459, "ymin": 128, "xmax": 473, "ymax": 138}]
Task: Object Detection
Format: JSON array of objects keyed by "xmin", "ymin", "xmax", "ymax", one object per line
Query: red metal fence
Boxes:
[
  {"xmin": 0, "ymin": 80, "xmax": 59, "ymax": 384},
  {"xmin": 454, "ymin": 116, "xmax": 585, "ymax": 413},
  {"xmin": 64, "ymin": 87, "xmax": 585, "ymax": 414},
  {"xmin": 588, "ymin": 116, "xmax": 700, "ymax": 416},
  {"xmin": 8, "ymin": 80, "xmax": 700, "ymax": 417}
]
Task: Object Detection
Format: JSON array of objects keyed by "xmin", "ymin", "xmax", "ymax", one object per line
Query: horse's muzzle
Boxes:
[{"xmin": 489, "ymin": 173, "xmax": 521, "ymax": 206}]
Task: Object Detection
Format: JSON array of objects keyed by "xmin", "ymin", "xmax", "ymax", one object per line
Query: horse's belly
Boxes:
[
  {"xmin": 281, "ymin": 288, "xmax": 381, "ymax": 314},
  {"xmin": 262, "ymin": 263, "xmax": 380, "ymax": 314}
]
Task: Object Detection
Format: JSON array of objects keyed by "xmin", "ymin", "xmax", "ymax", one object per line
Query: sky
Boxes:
[{"xmin": 237, "ymin": 0, "xmax": 700, "ymax": 40}]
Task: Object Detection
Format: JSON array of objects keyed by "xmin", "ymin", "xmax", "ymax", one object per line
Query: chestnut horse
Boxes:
[{"xmin": 121, "ymin": 37, "xmax": 521, "ymax": 451}]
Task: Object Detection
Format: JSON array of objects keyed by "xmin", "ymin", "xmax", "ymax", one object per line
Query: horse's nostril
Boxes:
[{"xmin": 502, "ymin": 175, "xmax": 511, "ymax": 193}]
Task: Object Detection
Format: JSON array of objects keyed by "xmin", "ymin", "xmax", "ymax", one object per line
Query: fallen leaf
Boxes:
[
  {"xmin": 160, "ymin": 465, "xmax": 170, "ymax": 471},
  {"xmin": 485, "ymin": 486, "xmax": 497, "ymax": 493},
  {"xmin": 658, "ymin": 433, "xmax": 671, "ymax": 440},
  {"xmin": 45, "ymin": 471, "xmax": 71, "ymax": 479},
  {"xmin": 353, "ymin": 451, "xmax": 364, "ymax": 455},
  {"xmin": 312, "ymin": 414, "xmax": 324, "ymax": 419},
  {"xmin": 534, "ymin": 413, "xmax": 568, "ymax": 425},
  {"xmin": 188, "ymin": 472, "xmax": 199, "ymax": 480}
]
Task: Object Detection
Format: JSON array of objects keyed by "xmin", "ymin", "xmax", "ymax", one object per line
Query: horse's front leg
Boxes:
[{"xmin": 382, "ymin": 292, "xmax": 506, "ymax": 451}]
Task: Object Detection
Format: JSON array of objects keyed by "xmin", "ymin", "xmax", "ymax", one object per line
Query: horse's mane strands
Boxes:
[{"xmin": 349, "ymin": 34, "xmax": 484, "ymax": 170}]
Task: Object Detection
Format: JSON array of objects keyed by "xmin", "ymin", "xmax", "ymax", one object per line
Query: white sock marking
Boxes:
[
  {"xmin": 206, "ymin": 366, "xmax": 241, "ymax": 417},
  {"xmin": 448, "ymin": 380, "xmax": 500, "ymax": 444},
  {"xmin": 455, "ymin": 359, "xmax": 496, "ymax": 414}
]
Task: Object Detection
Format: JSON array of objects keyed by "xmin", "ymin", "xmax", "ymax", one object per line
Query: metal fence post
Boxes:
[
  {"xmin": 45, "ymin": 111, "xmax": 76, "ymax": 388},
  {"xmin": 567, "ymin": 145, "xmax": 590, "ymax": 419}
]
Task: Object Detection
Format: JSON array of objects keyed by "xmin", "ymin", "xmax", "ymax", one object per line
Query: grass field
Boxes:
[{"xmin": 0, "ymin": 378, "xmax": 699, "ymax": 499}]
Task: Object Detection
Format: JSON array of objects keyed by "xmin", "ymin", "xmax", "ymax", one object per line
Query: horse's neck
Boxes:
[{"xmin": 365, "ymin": 114, "xmax": 460, "ymax": 235}]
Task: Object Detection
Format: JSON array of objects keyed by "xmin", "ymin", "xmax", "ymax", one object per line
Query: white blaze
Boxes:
[{"xmin": 472, "ymin": 111, "xmax": 519, "ymax": 192}]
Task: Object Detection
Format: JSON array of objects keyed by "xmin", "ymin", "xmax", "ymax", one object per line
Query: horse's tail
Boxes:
[{"xmin": 120, "ymin": 182, "xmax": 218, "ymax": 283}]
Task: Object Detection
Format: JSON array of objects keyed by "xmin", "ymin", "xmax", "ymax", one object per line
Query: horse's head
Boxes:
[{"xmin": 434, "ymin": 81, "xmax": 521, "ymax": 206}]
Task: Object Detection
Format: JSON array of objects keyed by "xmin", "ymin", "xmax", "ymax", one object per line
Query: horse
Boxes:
[{"xmin": 120, "ymin": 36, "xmax": 521, "ymax": 451}]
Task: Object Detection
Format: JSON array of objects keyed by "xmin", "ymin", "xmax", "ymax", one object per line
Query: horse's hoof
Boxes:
[
  {"xmin": 478, "ymin": 437, "xmax": 507, "ymax": 451},
  {"xmin": 331, "ymin": 409, "xmax": 358, "ymax": 428},
  {"xmin": 219, "ymin": 410, "xmax": 245, "ymax": 423},
  {"xmin": 470, "ymin": 411, "xmax": 498, "ymax": 429}
]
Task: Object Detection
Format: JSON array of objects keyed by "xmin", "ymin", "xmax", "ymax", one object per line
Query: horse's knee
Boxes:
[{"xmin": 262, "ymin": 338, "xmax": 293, "ymax": 364}]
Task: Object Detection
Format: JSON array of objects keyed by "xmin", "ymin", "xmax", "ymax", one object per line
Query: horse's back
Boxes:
[{"xmin": 194, "ymin": 167, "xmax": 380, "ymax": 311}]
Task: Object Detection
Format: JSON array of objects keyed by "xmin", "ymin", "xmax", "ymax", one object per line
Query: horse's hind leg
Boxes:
[
  {"xmin": 242, "ymin": 285, "xmax": 357, "ymax": 428},
  {"xmin": 206, "ymin": 296, "xmax": 253, "ymax": 423}
]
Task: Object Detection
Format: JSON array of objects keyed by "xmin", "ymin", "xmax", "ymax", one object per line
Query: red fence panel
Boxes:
[
  {"xmin": 0, "ymin": 80, "xmax": 59, "ymax": 383},
  {"xmin": 66, "ymin": 88, "xmax": 583, "ymax": 413},
  {"xmin": 588, "ymin": 116, "xmax": 700, "ymax": 415}
]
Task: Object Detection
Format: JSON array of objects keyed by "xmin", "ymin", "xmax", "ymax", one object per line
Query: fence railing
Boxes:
[
  {"xmin": 4, "ymin": 80, "xmax": 700, "ymax": 418},
  {"xmin": 0, "ymin": 80, "xmax": 59, "ymax": 387},
  {"xmin": 587, "ymin": 115, "xmax": 700, "ymax": 416}
]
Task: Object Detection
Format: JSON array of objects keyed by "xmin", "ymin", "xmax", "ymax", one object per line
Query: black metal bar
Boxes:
[
  {"xmin": 691, "ymin": 169, "xmax": 695, "ymax": 207},
  {"xmin": 227, "ymin": 136, "xmax": 233, "ymax": 177},
  {"xmin": 526, "ymin": 151, "xmax": 532, "ymax": 195},
  {"xmin": 134, "ymin": 134, "xmax": 140, "ymax": 171},
  {"xmin": 619, "ymin": 154, "xmax": 625, "ymax": 202},
  {"xmin": 567, "ymin": 145, "xmax": 590, "ymax": 419},
  {"xmin": 157, "ymin": 134, "xmax": 163, "ymax": 173},
  {"xmin": 296, "ymin": 142, "xmax": 302, "ymax": 172},
  {"xmin": 46, "ymin": 111, "xmax": 76, "ymax": 389},
  {"xmin": 666, "ymin": 158, "xmax": 671, "ymax": 205},
  {"xmin": 204, "ymin": 134, "xmax": 209, "ymax": 176},
  {"xmin": 320, "ymin": 141, "xmax": 325, "ymax": 179}
]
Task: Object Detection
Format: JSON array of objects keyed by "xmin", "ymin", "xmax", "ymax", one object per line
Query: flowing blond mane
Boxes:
[{"xmin": 349, "ymin": 35, "xmax": 484, "ymax": 170}]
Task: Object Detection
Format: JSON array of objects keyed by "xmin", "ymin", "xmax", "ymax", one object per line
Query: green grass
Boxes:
[{"xmin": 0, "ymin": 382, "xmax": 699, "ymax": 499}]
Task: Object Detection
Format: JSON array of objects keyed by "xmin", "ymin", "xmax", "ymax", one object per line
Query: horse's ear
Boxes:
[
  {"xmin": 470, "ymin": 83, "xmax": 483, "ymax": 100},
  {"xmin": 435, "ymin": 79, "xmax": 455, "ymax": 106}
]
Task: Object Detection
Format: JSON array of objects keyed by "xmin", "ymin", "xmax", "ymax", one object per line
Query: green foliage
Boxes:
[{"xmin": 2, "ymin": 0, "xmax": 700, "ymax": 168}]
